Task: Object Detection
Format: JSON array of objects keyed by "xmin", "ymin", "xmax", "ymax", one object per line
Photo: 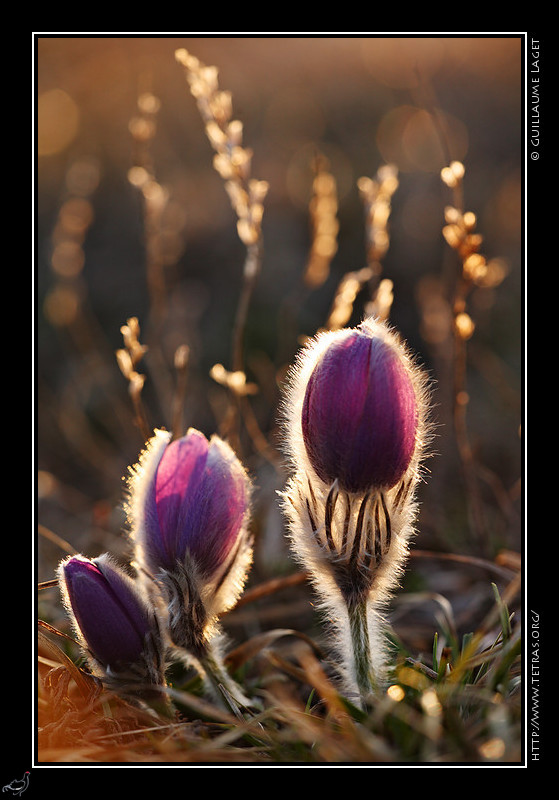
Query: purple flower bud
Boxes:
[
  {"xmin": 300, "ymin": 321, "xmax": 418, "ymax": 493},
  {"xmin": 136, "ymin": 428, "xmax": 251, "ymax": 581},
  {"xmin": 59, "ymin": 554, "xmax": 156, "ymax": 671},
  {"xmin": 281, "ymin": 317, "xmax": 431, "ymax": 700}
]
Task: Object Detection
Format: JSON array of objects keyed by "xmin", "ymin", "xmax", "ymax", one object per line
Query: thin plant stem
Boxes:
[
  {"xmin": 171, "ymin": 344, "xmax": 190, "ymax": 439},
  {"xmin": 412, "ymin": 73, "xmax": 490, "ymax": 553},
  {"xmin": 228, "ymin": 241, "xmax": 262, "ymax": 452},
  {"xmin": 347, "ymin": 597, "xmax": 376, "ymax": 706},
  {"xmin": 232, "ymin": 242, "xmax": 261, "ymax": 375},
  {"xmin": 199, "ymin": 648, "xmax": 249, "ymax": 717}
]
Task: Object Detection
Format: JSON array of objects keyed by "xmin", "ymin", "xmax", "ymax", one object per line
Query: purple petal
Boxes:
[
  {"xmin": 62, "ymin": 556, "xmax": 150, "ymax": 668},
  {"xmin": 143, "ymin": 429, "xmax": 248, "ymax": 577},
  {"xmin": 302, "ymin": 329, "xmax": 417, "ymax": 492},
  {"xmin": 182, "ymin": 437, "xmax": 248, "ymax": 577},
  {"xmin": 153, "ymin": 429, "xmax": 209, "ymax": 569}
]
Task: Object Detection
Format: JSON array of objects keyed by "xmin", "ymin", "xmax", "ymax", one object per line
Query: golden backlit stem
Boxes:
[
  {"xmin": 303, "ymin": 154, "xmax": 339, "ymax": 290},
  {"xmin": 128, "ymin": 87, "xmax": 192, "ymax": 433},
  {"xmin": 172, "ymin": 344, "xmax": 190, "ymax": 440},
  {"xmin": 128, "ymin": 89, "xmax": 170, "ymax": 330},
  {"xmin": 418, "ymin": 78, "xmax": 505, "ymax": 552},
  {"xmin": 356, "ymin": 164, "xmax": 399, "ymax": 323},
  {"xmin": 175, "ymin": 48, "xmax": 269, "ymax": 455},
  {"xmin": 440, "ymin": 162, "xmax": 489, "ymax": 551},
  {"xmin": 347, "ymin": 597, "xmax": 377, "ymax": 708},
  {"xmin": 116, "ymin": 318, "xmax": 151, "ymax": 441},
  {"xmin": 357, "ymin": 164, "xmax": 399, "ymax": 271}
]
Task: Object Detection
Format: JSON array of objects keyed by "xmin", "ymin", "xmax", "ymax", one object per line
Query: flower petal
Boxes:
[
  {"xmin": 61, "ymin": 555, "xmax": 150, "ymax": 668},
  {"xmin": 302, "ymin": 326, "xmax": 417, "ymax": 492},
  {"xmin": 154, "ymin": 428, "xmax": 209, "ymax": 568}
]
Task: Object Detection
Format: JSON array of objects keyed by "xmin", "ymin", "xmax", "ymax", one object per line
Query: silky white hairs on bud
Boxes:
[
  {"xmin": 125, "ymin": 428, "xmax": 254, "ymax": 621},
  {"xmin": 278, "ymin": 315, "xmax": 433, "ymax": 699},
  {"xmin": 280, "ymin": 316, "xmax": 431, "ymax": 484},
  {"xmin": 198, "ymin": 434, "xmax": 254, "ymax": 621},
  {"xmin": 279, "ymin": 468, "xmax": 419, "ymax": 692},
  {"xmin": 123, "ymin": 427, "xmax": 256, "ymax": 712},
  {"xmin": 125, "ymin": 428, "xmax": 172, "ymax": 577}
]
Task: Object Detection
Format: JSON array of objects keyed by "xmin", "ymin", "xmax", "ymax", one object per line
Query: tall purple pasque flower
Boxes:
[
  {"xmin": 281, "ymin": 316, "xmax": 430, "ymax": 704},
  {"xmin": 57, "ymin": 553, "xmax": 166, "ymax": 700},
  {"xmin": 126, "ymin": 427, "xmax": 253, "ymax": 708},
  {"xmin": 301, "ymin": 327, "xmax": 418, "ymax": 494}
]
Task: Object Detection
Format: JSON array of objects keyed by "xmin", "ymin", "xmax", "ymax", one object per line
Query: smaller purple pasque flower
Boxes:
[
  {"xmin": 127, "ymin": 427, "xmax": 253, "ymax": 656},
  {"xmin": 58, "ymin": 553, "xmax": 164, "ymax": 685},
  {"xmin": 136, "ymin": 428, "xmax": 251, "ymax": 581},
  {"xmin": 300, "ymin": 319, "xmax": 418, "ymax": 494}
]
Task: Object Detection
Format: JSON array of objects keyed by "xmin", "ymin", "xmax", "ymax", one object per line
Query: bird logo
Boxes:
[{"xmin": 2, "ymin": 773, "xmax": 30, "ymax": 797}]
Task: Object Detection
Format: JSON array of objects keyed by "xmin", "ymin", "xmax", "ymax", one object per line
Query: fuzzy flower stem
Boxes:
[
  {"xmin": 280, "ymin": 317, "xmax": 432, "ymax": 700},
  {"xmin": 198, "ymin": 648, "xmax": 249, "ymax": 716},
  {"xmin": 347, "ymin": 597, "xmax": 376, "ymax": 706},
  {"xmin": 135, "ymin": 687, "xmax": 176, "ymax": 719}
]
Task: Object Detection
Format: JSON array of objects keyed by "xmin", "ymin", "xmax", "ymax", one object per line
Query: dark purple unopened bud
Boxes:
[
  {"xmin": 59, "ymin": 554, "xmax": 155, "ymax": 670},
  {"xmin": 140, "ymin": 428, "xmax": 251, "ymax": 579},
  {"xmin": 301, "ymin": 322, "xmax": 418, "ymax": 493}
]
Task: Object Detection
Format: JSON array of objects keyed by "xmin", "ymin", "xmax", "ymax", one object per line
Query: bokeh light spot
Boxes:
[
  {"xmin": 480, "ymin": 737, "xmax": 506, "ymax": 760},
  {"xmin": 37, "ymin": 89, "xmax": 80, "ymax": 157},
  {"xmin": 43, "ymin": 285, "xmax": 80, "ymax": 327},
  {"xmin": 377, "ymin": 105, "xmax": 468, "ymax": 172},
  {"xmin": 386, "ymin": 684, "xmax": 405, "ymax": 702}
]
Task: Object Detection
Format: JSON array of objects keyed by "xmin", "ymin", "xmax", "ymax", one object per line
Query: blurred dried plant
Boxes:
[
  {"xmin": 303, "ymin": 154, "xmax": 339, "ymax": 291},
  {"xmin": 358, "ymin": 164, "xmax": 399, "ymax": 273},
  {"xmin": 175, "ymin": 47, "xmax": 270, "ymax": 457},
  {"xmin": 440, "ymin": 159, "xmax": 509, "ymax": 553},
  {"xmin": 43, "ymin": 157, "xmax": 100, "ymax": 332},
  {"xmin": 127, "ymin": 88, "xmax": 191, "ymax": 432},
  {"xmin": 175, "ymin": 48, "xmax": 268, "ymax": 256},
  {"xmin": 358, "ymin": 163, "xmax": 399, "ymax": 322},
  {"xmin": 128, "ymin": 90, "xmax": 169, "ymax": 328},
  {"xmin": 321, "ymin": 163, "xmax": 399, "ymax": 333},
  {"xmin": 116, "ymin": 317, "xmax": 150, "ymax": 441}
]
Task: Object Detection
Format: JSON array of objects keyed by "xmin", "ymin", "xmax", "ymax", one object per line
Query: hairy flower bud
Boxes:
[
  {"xmin": 144, "ymin": 428, "xmax": 250, "ymax": 578},
  {"xmin": 280, "ymin": 316, "xmax": 431, "ymax": 702},
  {"xmin": 285, "ymin": 317, "xmax": 424, "ymax": 494},
  {"xmin": 127, "ymin": 428, "xmax": 253, "ymax": 655},
  {"xmin": 301, "ymin": 325, "xmax": 417, "ymax": 493},
  {"xmin": 57, "ymin": 553, "xmax": 166, "ymax": 695}
]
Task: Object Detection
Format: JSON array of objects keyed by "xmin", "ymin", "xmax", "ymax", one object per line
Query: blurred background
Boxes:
[{"xmin": 36, "ymin": 36, "xmax": 523, "ymax": 659}]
